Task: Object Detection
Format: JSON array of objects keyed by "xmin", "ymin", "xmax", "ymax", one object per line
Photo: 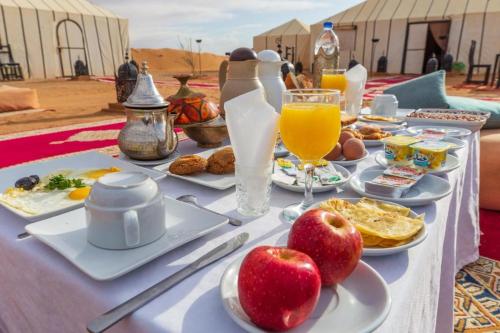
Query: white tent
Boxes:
[
  {"xmin": 0, "ymin": 0, "xmax": 128, "ymax": 79},
  {"xmin": 253, "ymin": 19, "xmax": 311, "ymax": 69},
  {"xmin": 310, "ymin": 0, "xmax": 500, "ymax": 74}
]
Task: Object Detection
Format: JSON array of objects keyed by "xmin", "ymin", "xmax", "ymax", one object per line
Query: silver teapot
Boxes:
[{"xmin": 118, "ymin": 61, "xmax": 178, "ymax": 160}]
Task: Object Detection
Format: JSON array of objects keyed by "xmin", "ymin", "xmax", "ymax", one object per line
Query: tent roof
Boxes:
[
  {"xmin": 257, "ymin": 18, "xmax": 310, "ymax": 37},
  {"xmin": 0, "ymin": 0, "xmax": 122, "ymax": 18},
  {"xmin": 314, "ymin": 0, "xmax": 500, "ymax": 26}
]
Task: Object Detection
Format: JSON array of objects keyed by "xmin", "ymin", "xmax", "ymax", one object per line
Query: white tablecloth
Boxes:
[{"xmin": 0, "ymin": 134, "xmax": 480, "ymax": 333}]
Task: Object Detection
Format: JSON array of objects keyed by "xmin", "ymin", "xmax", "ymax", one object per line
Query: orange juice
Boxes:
[
  {"xmin": 321, "ymin": 74, "xmax": 347, "ymax": 92},
  {"xmin": 280, "ymin": 103, "xmax": 341, "ymax": 161}
]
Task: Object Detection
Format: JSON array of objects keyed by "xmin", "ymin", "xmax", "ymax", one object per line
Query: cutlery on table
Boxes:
[
  {"xmin": 87, "ymin": 232, "xmax": 249, "ymax": 333},
  {"xmin": 176, "ymin": 195, "xmax": 242, "ymax": 226}
]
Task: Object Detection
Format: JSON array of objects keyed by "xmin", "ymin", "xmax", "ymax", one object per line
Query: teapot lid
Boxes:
[
  {"xmin": 123, "ymin": 61, "xmax": 168, "ymax": 109},
  {"xmin": 257, "ymin": 50, "xmax": 283, "ymax": 63},
  {"xmin": 229, "ymin": 47, "xmax": 258, "ymax": 61}
]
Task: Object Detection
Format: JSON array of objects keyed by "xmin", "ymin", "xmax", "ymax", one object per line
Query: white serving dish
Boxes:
[
  {"xmin": 153, "ymin": 146, "xmax": 234, "ymax": 190},
  {"xmin": 363, "ymin": 139, "xmax": 384, "ymax": 147},
  {"xmin": 331, "ymin": 150, "xmax": 370, "ymax": 167},
  {"xmin": 118, "ymin": 151, "xmax": 180, "ymax": 166},
  {"xmin": 350, "ymin": 166, "xmax": 452, "ymax": 206},
  {"xmin": 405, "ymin": 109, "xmax": 490, "ymax": 132},
  {"xmin": 0, "ymin": 151, "xmax": 166, "ymax": 221},
  {"xmin": 220, "ymin": 257, "xmax": 391, "ymax": 333},
  {"xmin": 355, "ymin": 121, "xmax": 406, "ymax": 133},
  {"xmin": 310, "ymin": 198, "xmax": 428, "ymax": 256},
  {"xmin": 374, "ymin": 151, "xmax": 460, "ymax": 176},
  {"xmin": 25, "ymin": 196, "xmax": 228, "ymax": 280},
  {"xmin": 359, "ymin": 115, "xmax": 405, "ymax": 125},
  {"xmin": 273, "ymin": 163, "xmax": 351, "ymax": 193},
  {"xmin": 406, "ymin": 126, "xmax": 472, "ymax": 138}
]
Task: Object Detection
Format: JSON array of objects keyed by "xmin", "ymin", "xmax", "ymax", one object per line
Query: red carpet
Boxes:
[
  {"xmin": 479, "ymin": 209, "xmax": 500, "ymax": 260},
  {"xmin": 0, "ymin": 122, "xmax": 124, "ymax": 168}
]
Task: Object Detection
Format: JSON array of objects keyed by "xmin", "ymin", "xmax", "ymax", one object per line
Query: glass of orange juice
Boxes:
[
  {"xmin": 321, "ymin": 69, "xmax": 346, "ymax": 111},
  {"xmin": 280, "ymin": 89, "xmax": 341, "ymax": 222},
  {"xmin": 321, "ymin": 69, "xmax": 347, "ymax": 92}
]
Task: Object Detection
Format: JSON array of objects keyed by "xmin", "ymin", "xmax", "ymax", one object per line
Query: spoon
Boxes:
[{"xmin": 176, "ymin": 195, "xmax": 242, "ymax": 226}]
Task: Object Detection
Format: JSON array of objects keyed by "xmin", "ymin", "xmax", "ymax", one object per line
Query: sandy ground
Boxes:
[{"xmin": 0, "ymin": 67, "xmax": 498, "ymax": 136}]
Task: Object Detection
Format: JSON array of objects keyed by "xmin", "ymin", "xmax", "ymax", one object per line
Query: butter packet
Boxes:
[{"xmin": 315, "ymin": 164, "xmax": 343, "ymax": 185}]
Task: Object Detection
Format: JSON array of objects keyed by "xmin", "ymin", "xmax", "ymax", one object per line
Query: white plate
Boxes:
[
  {"xmin": 118, "ymin": 151, "xmax": 180, "ymax": 166},
  {"xmin": 331, "ymin": 150, "xmax": 370, "ymax": 167},
  {"xmin": 273, "ymin": 163, "xmax": 351, "ymax": 193},
  {"xmin": 153, "ymin": 146, "xmax": 234, "ymax": 190},
  {"xmin": 220, "ymin": 257, "xmax": 391, "ymax": 333},
  {"xmin": 373, "ymin": 151, "xmax": 460, "ymax": 176},
  {"xmin": 310, "ymin": 198, "xmax": 428, "ymax": 256},
  {"xmin": 363, "ymin": 139, "xmax": 384, "ymax": 147},
  {"xmin": 442, "ymin": 137, "xmax": 466, "ymax": 152},
  {"xmin": 406, "ymin": 126, "xmax": 472, "ymax": 138},
  {"xmin": 0, "ymin": 151, "xmax": 166, "ymax": 221},
  {"xmin": 350, "ymin": 166, "xmax": 452, "ymax": 206},
  {"xmin": 359, "ymin": 115, "xmax": 405, "ymax": 124},
  {"xmin": 25, "ymin": 196, "xmax": 228, "ymax": 280},
  {"xmin": 355, "ymin": 121, "xmax": 406, "ymax": 133}
]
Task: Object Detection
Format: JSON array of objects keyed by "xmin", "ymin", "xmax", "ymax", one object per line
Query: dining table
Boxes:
[{"xmin": 0, "ymin": 132, "xmax": 480, "ymax": 333}]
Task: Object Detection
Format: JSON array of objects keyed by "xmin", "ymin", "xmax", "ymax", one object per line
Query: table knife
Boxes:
[{"xmin": 86, "ymin": 232, "xmax": 249, "ymax": 333}]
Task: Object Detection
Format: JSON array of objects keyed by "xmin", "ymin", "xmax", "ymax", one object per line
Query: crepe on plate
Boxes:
[{"xmin": 320, "ymin": 197, "xmax": 424, "ymax": 248}]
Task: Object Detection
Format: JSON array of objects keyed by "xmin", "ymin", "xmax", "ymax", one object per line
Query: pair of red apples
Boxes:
[{"xmin": 238, "ymin": 209, "xmax": 363, "ymax": 331}]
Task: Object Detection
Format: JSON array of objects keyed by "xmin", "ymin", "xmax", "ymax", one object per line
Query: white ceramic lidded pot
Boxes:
[
  {"xmin": 85, "ymin": 172, "xmax": 166, "ymax": 250},
  {"xmin": 372, "ymin": 94, "xmax": 399, "ymax": 118},
  {"xmin": 257, "ymin": 50, "xmax": 286, "ymax": 113}
]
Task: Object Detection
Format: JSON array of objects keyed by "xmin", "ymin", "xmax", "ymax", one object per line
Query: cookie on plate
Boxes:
[
  {"xmin": 207, "ymin": 147, "xmax": 235, "ymax": 175},
  {"xmin": 169, "ymin": 155, "xmax": 207, "ymax": 175}
]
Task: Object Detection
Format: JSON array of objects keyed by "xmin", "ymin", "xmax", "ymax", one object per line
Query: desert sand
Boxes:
[{"xmin": 0, "ymin": 47, "xmax": 498, "ymax": 136}]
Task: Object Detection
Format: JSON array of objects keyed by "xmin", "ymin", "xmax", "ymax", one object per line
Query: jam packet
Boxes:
[{"xmin": 383, "ymin": 165, "xmax": 426, "ymax": 181}]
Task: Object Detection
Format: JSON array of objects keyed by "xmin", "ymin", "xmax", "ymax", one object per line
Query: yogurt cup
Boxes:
[{"xmin": 382, "ymin": 136, "xmax": 421, "ymax": 166}]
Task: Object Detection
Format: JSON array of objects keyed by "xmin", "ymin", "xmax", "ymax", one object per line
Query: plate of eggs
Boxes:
[{"xmin": 0, "ymin": 151, "xmax": 165, "ymax": 221}]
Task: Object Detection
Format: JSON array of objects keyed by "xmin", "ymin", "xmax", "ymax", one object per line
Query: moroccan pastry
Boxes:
[
  {"xmin": 169, "ymin": 155, "xmax": 208, "ymax": 175},
  {"xmin": 206, "ymin": 147, "xmax": 235, "ymax": 174}
]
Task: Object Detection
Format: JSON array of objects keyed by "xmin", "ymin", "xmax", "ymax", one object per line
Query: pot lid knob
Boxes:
[{"xmin": 123, "ymin": 61, "xmax": 167, "ymax": 108}]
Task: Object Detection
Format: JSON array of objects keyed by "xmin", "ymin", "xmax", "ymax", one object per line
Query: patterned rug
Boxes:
[{"xmin": 454, "ymin": 257, "xmax": 500, "ymax": 332}]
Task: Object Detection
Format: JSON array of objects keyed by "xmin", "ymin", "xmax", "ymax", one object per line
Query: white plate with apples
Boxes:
[
  {"xmin": 310, "ymin": 198, "xmax": 428, "ymax": 256},
  {"xmin": 220, "ymin": 254, "xmax": 391, "ymax": 333}
]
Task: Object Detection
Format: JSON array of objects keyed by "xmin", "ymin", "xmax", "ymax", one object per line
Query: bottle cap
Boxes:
[{"xmin": 323, "ymin": 22, "xmax": 333, "ymax": 29}]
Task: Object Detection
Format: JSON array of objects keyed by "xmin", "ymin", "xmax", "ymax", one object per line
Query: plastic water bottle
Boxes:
[{"xmin": 313, "ymin": 22, "xmax": 340, "ymax": 87}]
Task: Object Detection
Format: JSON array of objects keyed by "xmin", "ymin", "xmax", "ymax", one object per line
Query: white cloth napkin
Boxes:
[
  {"xmin": 224, "ymin": 89, "xmax": 279, "ymax": 212},
  {"xmin": 224, "ymin": 89, "xmax": 279, "ymax": 165},
  {"xmin": 345, "ymin": 64, "xmax": 367, "ymax": 116}
]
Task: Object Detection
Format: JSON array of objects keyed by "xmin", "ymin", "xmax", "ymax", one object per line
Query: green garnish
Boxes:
[{"xmin": 44, "ymin": 174, "xmax": 86, "ymax": 190}]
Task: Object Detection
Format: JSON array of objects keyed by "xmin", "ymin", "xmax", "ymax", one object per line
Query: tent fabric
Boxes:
[
  {"xmin": 0, "ymin": 0, "xmax": 128, "ymax": 79},
  {"xmin": 310, "ymin": 0, "xmax": 500, "ymax": 74},
  {"xmin": 253, "ymin": 19, "xmax": 311, "ymax": 69}
]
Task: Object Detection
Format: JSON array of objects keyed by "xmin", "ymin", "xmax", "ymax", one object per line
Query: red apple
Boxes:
[
  {"xmin": 288, "ymin": 209, "xmax": 363, "ymax": 286},
  {"xmin": 238, "ymin": 246, "xmax": 321, "ymax": 331}
]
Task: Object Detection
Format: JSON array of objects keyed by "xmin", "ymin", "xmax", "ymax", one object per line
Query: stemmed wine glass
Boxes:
[{"xmin": 279, "ymin": 89, "xmax": 341, "ymax": 222}]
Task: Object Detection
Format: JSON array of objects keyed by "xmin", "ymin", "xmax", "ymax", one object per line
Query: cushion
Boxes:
[
  {"xmin": 0, "ymin": 85, "xmax": 40, "ymax": 112},
  {"xmin": 480, "ymin": 129, "xmax": 500, "ymax": 210},
  {"xmin": 384, "ymin": 70, "xmax": 448, "ymax": 109},
  {"xmin": 446, "ymin": 95, "xmax": 500, "ymax": 129}
]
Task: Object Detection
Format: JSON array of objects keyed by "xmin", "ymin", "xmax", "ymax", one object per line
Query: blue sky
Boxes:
[{"xmin": 93, "ymin": 0, "xmax": 364, "ymax": 55}]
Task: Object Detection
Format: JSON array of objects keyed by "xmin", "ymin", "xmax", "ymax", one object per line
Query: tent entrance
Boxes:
[
  {"xmin": 402, "ymin": 21, "xmax": 450, "ymax": 74},
  {"xmin": 56, "ymin": 19, "xmax": 88, "ymax": 78}
]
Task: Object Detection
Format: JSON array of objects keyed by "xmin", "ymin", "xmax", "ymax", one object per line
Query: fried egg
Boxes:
[{"xmin": 0, "ymin": 167, "xmax": 121, "ymax": 216}]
